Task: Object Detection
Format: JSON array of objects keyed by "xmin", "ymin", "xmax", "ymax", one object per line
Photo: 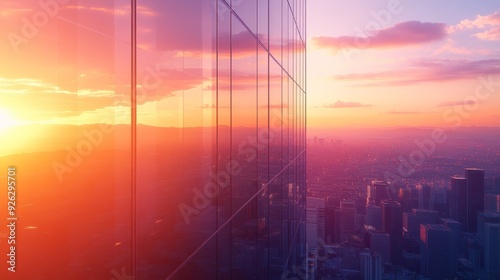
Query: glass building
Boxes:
[{"xmin": 0, "ymin": 0, "xmax": 306, "ymax": 279}]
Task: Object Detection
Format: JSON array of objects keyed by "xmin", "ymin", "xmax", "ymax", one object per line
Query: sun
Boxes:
[{"xmin": 0, "ymin": 109, "xmax": 20, "ymax": 132}]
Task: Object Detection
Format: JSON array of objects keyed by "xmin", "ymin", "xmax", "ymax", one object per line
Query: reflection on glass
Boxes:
[{"xmin": 0, "ymin": 0, "xmax": 305, "ymax": 279}]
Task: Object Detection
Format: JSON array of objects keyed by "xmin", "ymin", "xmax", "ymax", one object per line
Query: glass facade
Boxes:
[{"xmin": 0, "ymin": 0, "xmax": 305, "ymax": 279}]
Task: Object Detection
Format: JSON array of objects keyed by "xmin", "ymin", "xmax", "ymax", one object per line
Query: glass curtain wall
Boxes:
[{"xmin": 0, "ymin": 0, "xmax": 305, "ymax": 279}]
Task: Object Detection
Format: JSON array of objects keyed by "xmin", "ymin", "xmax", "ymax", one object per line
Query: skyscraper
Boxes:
[
  {"xmin": 365, "ymin": 205, "xmax": 382, "ymax": 230},
  {"xmin": 402, "ymin": 209, "xmax": 439, "ymax": 239},
  {"xmin": 359, "ymin": 249, "xmax": 373, "ymax": 280},
  {"xmin": 465, "ymin": 168, "xmax": 485, "ymax": 232},
  {"xmin": 381, "ymin": 200, "xmax": 403, "ymax": 265},
  {"xmin": 450, "ymin": 175, "xmax": 467, "ymax": 227},
  {"xmin": 476, "ymin": 212, "xmax": 500, "ymax": 245},
  {"xmin": 325, "ymin": 196, "xmax": 339, "ymax": 244},
  {"xmin": 359, "ymin": 247, "xmax": 384, "ymax": 280},
  {"xmin": 368, "ymin": 232, "xmax": 391, "ymax": 264},
  {"xmin": 430, "ymin": 188, "xmax": 447, "ymax": 214},
  {"xmin": 0, "ymin": 0, "xmax": 308, "ymax": 277},
  {"xmin": 367, "ymin": 180, "xmax": 390, "ymax": 206},
  {"xmin": 416, "ymin": 184, "xmax": 431, "ymax": 210},
  {"xmin": 485, "ymin": 193, "xmax": 500, "ymax": 213},
  {"xmin": 307, "ymin": 197, "xmax": 326, "ymax": 251},
  {"xmin": 420, "ymin": 224, "xmax": 455, "ymax": 280},
  {"xmin": 340, "ymin": 199, "xmax": 356, "ymax": 234},
  {"xmin": 484, "ymin": 223, "xmax": 500, "ymax": 278},
  {"xmin": 132, "ymin": 1, "xmax": 307, "ymax": 279},
  {"xmin": 398, "ymin": 187, "xmax": 412, "ymax": 212}
]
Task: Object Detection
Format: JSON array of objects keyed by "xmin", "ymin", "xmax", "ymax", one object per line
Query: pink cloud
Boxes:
[
  {"xmin": 475, "ymin": 27, "xmax": 500, "ymax": 41},
  {"xmin": 0, "ymin": 1, "xmax": 34, "ymax": 17},
  {"xmin": 434, "ymin": 39, "xmax": 473, "ymax": 55},
  {"xmin": 384, "ymin": 111, "xmax": 424, "ymax": 114},
  {"xmin": 450, "ymin": 10, "xmax": 500, "ymax": 41},
  {"xmin": 334, "ymin": 59, "xmax": 500, "ymax": 86},
  {"xmin": 204, "ymin": 73, "xmax": 282, "ymax": 91},
  {"xmin": 452, "ymin": 10, "xmax": 500, "ymax": 31},
  {"xmin": 63, "ymin": 5, "xmax": 155, "ymax": 16},
  {"xmin": 198, "ymin": 104, "xmax": 230, "ymax": 109},
  {"xmin": 312, "ymin": 21, "xmax": 447, "ymax": 51},
  {"xmin": 438, "ymin": 100, "xmax": 479, "ymax": 107},
  {"xmin": 324, "ymin": 101, "xmax": 371, "ymax": 108},
  {"xmin": 168, "ymin": 32, "xmax": 302, "ymax": 58}
]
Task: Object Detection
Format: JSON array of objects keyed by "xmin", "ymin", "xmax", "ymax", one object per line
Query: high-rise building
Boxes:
[
  {"xmin": 132, "ymin": 1, "xmax": 307, "ymax": 279},
  {"xmin": 381, "ymin": 200, "xmax": 403, "ymax": 265},
  {"xmin": 476, "ymin": 212, "xmax": 500, "ymax": 245},
  {"xmin": 372, "ymin": 254, "xmax": 383, "ymax": 280},
  {"xmin": 416, "ymin": 184, "xmax": 431, "ymax": 210},
  {"xmin": 430, "ymin": 188, "xmax": 447, "ymax": 214},
  {"xmin": 442, "ymin": 218, "xmax": 461, "ymax": 256},
  {"xmin": 1, "ymin": 1, "xmax": 306, "ymax": 279},
  {"xmin": 403, "ymin": 209, "xmax": 439, "ymax": 239},
  {"xmin": 325, "ymin": 196, "xmax": 340, "ymax": 244},
  {"xmin": 340, "ymin": 199, "xmax": 357, "ymax": 234},
  {"xmin": 485, "ymin": 193, "xmax": 500, "ymax": 213},
  {"xmin": 359, "ymin": 249, "xmax": 383, "ymax": 280},
  {"xmin": 360, "ymin": 250, "xmax": 373, "ymax": 280},
  {"xmin": 398, "ymin": 187, "xmax": 412, "ymax": 212},
  {"xmin": 333, "ymin": 208, "xmax": 345, "ymax": 243},
  {"xmin": 484, "ymin": 223, "xmax": 500, "ymax": 278},
  {"xmin": 465, "ymin": 168, "xmax": 485, "ymax": 232},
  {"xmin": 365, "ymin": 205, "xmax": 382, "ymax": 230},
  {"xmin": 450, "ymin": 176, "xmax": 467, "ymax": 228},
  {"xmin": 367, "ymin": 180, "xmax": 390, "ymax": 206},
  {"xmin": 368, "ymin": 232, "xmax": 391, "ymax": 264},
  {"xmin": 307, "ymin": 197, "xmax": 326, "ymax": 251},
  {"xmin": 420, "ymin": 224, "xmax": 455, "ymax": 280},
  {"xmin": 328, "ymin": 200, "xmax": 358, "ymax": 244}
]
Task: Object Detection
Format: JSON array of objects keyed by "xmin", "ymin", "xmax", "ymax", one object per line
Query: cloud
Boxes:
[
  {"xmin": 204, "ymin": 72, "xmax": 282, "ymax": 91},
  {"xmin": 384, "ymin": 111, "xmax": 424, "ymax": 114},
  {"xmin": 133, "ymin": 67, "xmax": 205, "ymax": 104},
  {"xmin": 324, "ymin": 101, "xmax": 371, "ymax": 108},
  {"xmin": 452, "ymin": 10, "xmax": 500, "ymax": 31},
  {"xmin": 261, "ymin": 104, "xmax": 288, "ymax": 109},
  {"xmin": 166, "ymin": 32, "xmax": 302, "ymax": 58},
  {"xmin": 0, "ymin": 68, "xmax": 206, "ymax": 122},
  {"xmin": 437, "ymin": 100, "xmax": 478, "ymax": 107},
  {"xmin": 334, "ymin": 58, "xmax": 500, "ymax": 86},
  {"xmin": 433, "ymin": 39, "xmax": 493, "ymax": 56},
  {"xmin": 63, "ymin": 5, "xmax": 155, "ymax": 17},
  {"xmin": 475, "ymin": 27, "xmax": 500, "ymax": 41},
  {"xmin": 449, "ymin": 10, "xmax": 500, "ymax": 41},
  {"xmin": 0, "ymin": 77, "xmax": 116, "ymax": 121},
  {"xmin": 0, "ymin": 1, "xmax": 32, "ymax": 17},
  {"xmin": 312, "ymin": 21, "xmax": 447, "ymax": 51},
  {"xmin": 434, "ymin": 39, "xmax": 473, "ymax": 55},
  {"xmin": 198, "ymin": 104, "xmax": 230, "ymax": 109}
]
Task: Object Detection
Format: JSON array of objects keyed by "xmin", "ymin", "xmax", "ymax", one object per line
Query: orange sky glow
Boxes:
[{"xmin": 0, "ymin": 0, "xmax": 499, "ymax": 136}]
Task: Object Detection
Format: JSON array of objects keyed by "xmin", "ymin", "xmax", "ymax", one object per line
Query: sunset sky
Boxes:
[
  {"xmin": 308, "ymin": 0, "xmax": 500, "ymax": 128},
  {"xmin": 0, "ymin": 0, "xmax": 499, "ymax": 132}
]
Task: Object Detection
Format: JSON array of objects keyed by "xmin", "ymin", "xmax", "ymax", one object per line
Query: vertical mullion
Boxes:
[
  {"xmin": 229, "ymin": 5, "xmax": 233, "ymax": 276},
  {"xmin": 130, "ymin": 0, "xmax": 137, "ymax": 278},
  {"xmin": 215, "ymin": 1, "xmax": 220, "ymax": 278}
]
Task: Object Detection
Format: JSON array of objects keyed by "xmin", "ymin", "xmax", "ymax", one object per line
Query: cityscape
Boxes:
[
  {"xmin": 306, "ymin": 127, "xmax": 500, "ymax": 279},
  {"xmin": 0, "ymin": 1, "xmax": 499, "ymax": 280}
]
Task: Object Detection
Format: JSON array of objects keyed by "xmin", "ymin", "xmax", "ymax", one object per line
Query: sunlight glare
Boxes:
[{"xmin": 0, "ymin": 109, "xmax": 20, "ymax": 131}]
